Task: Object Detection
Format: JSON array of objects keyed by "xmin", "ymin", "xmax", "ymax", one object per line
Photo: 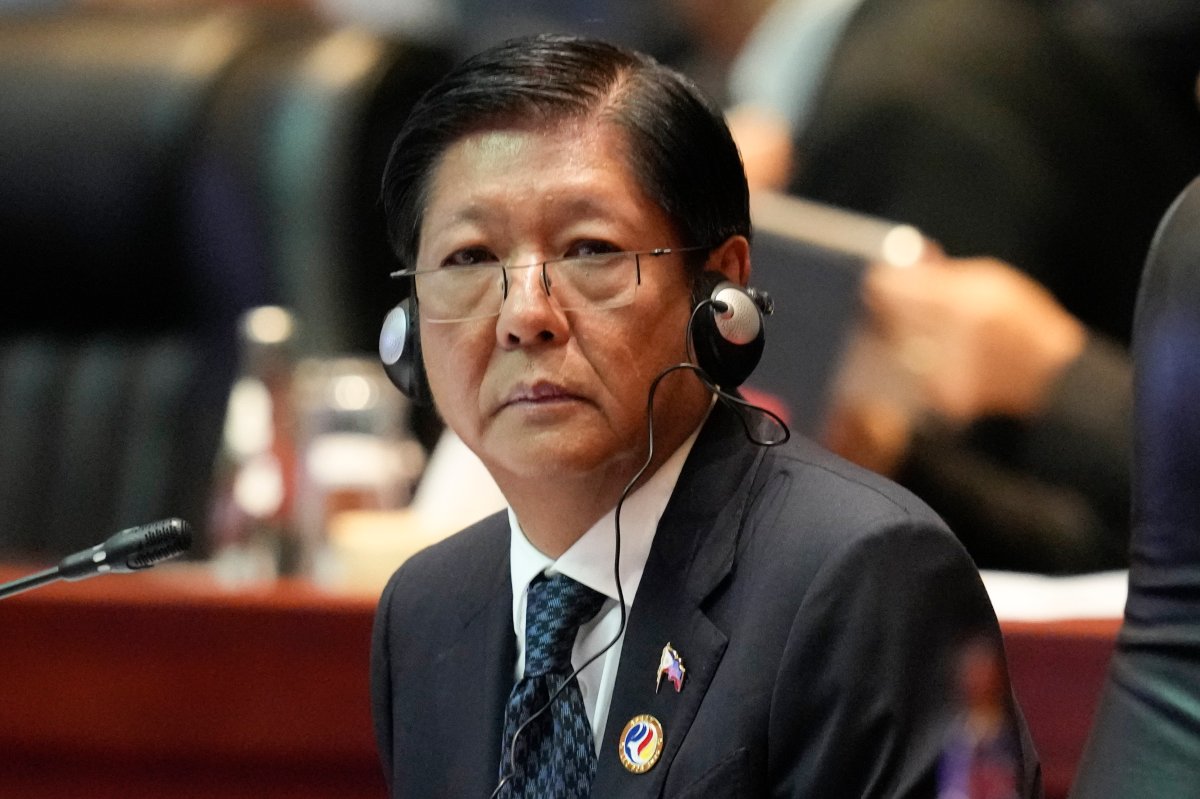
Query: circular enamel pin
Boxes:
[{"xmin": 618, "ymin": 714, "xmax": 664, "ymax": 774}]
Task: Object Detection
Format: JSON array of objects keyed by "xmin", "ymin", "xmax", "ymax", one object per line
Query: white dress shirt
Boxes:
[{"xmin": 507, "ymin": 424, "xmax": 703, "ymax": 752}]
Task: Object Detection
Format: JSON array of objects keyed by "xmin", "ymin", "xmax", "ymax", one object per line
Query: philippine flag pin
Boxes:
[
  {"xmin": 656, "ymin": 642, "xmax": 686, "ymax": 693},
  {"xmin": 618, "ymin": 714, "xmax": 664, "ymax": 774}
]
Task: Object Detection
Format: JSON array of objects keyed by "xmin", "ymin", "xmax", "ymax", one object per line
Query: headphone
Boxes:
[
  {"xmin": 687, "ymin": 271, "xmax": 772, "ymax": 390},
  {"xmin": 378, "ymin": 271, "xmax": 772, "ymax": 404},
  {"xmin": 378, "ymin": 293, "xmax": 430, "ymax": 405}
]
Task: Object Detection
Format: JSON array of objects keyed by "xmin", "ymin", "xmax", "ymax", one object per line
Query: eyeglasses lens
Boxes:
[{"xmin": 416, "ymin": 252, "xmax": 639, "ymax": 322}]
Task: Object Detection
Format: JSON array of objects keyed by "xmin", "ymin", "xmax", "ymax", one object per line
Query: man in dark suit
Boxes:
[
  {"xmin": 370, "ymin": 34, "xmax": 1040, "ymax": 797},
  {"xmin": 1071, "ymin": 174, "xmax": 1200, "ymax": 797}
]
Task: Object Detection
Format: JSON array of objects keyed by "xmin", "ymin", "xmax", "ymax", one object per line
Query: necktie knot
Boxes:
[{"xmin": 524, "ymin": 573, "xmax": 606, "ymax": 677}]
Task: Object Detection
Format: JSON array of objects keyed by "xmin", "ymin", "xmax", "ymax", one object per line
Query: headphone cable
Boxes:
[{"xmin": 490, "ymin": 301, "xmax": 788, "ymax": 797}]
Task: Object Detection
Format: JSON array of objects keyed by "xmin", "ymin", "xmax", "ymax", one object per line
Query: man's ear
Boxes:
[{"xmin": 706, "ymin": 235, "xmax": 751, "ymax": 286}]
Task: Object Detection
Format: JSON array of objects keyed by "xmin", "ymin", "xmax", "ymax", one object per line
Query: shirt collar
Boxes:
[{"xmin": 508, "ymin": 419, "xmax": 705, "ymax": 624}]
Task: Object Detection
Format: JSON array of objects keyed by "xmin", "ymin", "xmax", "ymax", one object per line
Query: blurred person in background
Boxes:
[{"xmin": 670, "ymin": 0, "xmax": 1200, "ymax": 572}]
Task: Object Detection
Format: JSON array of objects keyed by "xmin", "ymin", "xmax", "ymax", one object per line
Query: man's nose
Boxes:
[{"xmin": 495, "ymin": 262, "xmax": 567, "ymax": 347}]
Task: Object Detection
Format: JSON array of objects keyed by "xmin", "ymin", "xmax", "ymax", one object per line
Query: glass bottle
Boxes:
[
  {"xmin": 291, "ymin": 355, "xmax": 424, "ymax": 585},
  {"xmin": 207, "ymin": 306, "xmax": 300, "ymax": 582}
]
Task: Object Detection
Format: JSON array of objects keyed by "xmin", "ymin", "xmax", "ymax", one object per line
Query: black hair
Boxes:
[{"xmin": 380, "ymin": 34, "xmax": 751, "ymax": 277}]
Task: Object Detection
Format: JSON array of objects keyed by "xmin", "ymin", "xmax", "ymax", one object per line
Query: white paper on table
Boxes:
[
  {"xmin": 410, "ymin": 428, "xmax": 507, "ymax": 533},
  {"xmin": 980, "ymin": 569, "xmax": 1128, "ymax": 622}
]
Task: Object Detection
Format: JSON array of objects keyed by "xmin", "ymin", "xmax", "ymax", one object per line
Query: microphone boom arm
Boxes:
[
  {"xmin": 0, "ymin": 518, "xmax": 192, "ymax": 600},
  {"xmin": 0, "ymin": 566, "xmax": 61, "ymax": 600}
]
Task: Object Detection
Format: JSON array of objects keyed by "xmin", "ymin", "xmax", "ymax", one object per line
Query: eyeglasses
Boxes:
[{"xmin": 390, "ymin": 246, "xmax": 708, "ymax": 323}]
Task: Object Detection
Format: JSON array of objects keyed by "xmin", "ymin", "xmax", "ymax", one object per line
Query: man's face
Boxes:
[{"xmin": 415, "ymin": 119, "xmax": 713, "ymax": 492}]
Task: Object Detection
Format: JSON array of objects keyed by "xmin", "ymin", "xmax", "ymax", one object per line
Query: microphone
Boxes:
[{"xmin": 0, "ymin": 518, "xmax": 192, "ymax": 600}]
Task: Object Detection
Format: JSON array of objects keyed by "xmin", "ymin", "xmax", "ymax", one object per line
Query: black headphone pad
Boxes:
[
  {"xmin": 379, "ymin": 296, "xmax": 432, "ymax": 405},
  {"xmin": 688, "ymin": 271, "xmax": 767, "ymax": 388}
]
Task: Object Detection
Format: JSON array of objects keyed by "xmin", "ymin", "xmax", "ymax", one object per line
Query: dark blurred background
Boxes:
[{"xmin": 0, "ymin": 0, "xmax": 1197, "ymax": 574}]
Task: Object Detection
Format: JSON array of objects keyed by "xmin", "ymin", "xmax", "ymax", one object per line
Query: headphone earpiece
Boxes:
[
  {"xmin": 688, "ymin": 271, "xmax": 770, "ymax": 388},
  {"xmin": 379, "ymin": 296, "xmax": 432, "ymax": 405}
]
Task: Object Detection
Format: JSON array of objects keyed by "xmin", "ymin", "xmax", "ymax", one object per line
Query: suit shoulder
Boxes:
[
  {"xmin": 763, "ymin": 436, "xmax": 948, "ymax": 531},
  {"xmin": 728, "ymin": 438, "xmax": 985, "ymax": 630}
]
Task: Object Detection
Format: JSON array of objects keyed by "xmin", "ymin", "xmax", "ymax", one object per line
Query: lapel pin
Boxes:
[
  {"xmin": 656, "ymin": 642, "xmax": 686, "ymax": 693},
  {"xmin": 618, "ymin": 714, "xmax": 664, "ymax": 774}
]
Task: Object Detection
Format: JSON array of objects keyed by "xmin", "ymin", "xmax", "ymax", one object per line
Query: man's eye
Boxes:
[
  {"xmin": 565, "ymin": 241, "xmax": 620, "ymax": 258},
  {"xmin": 443, "ymin": 248, "xmax": 497, "ymax": 268}
]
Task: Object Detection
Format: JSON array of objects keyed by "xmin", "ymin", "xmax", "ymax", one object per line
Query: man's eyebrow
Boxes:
[
  {"xmin": 440, "ymin": 204, "xmax": 492, "ymax": 226},
  {"xmin": 549, "ymin": 193, "xmax": 636, "ymax": 227}
]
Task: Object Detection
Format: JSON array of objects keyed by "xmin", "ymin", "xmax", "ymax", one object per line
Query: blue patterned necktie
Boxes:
[{"xmin": 498, "ymin": 573, "xmax": 607, "ymax": 798}]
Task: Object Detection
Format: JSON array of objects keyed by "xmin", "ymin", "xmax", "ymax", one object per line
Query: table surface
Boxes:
[{"xmin": 0, "ymin": 563, "xmax": 1119, "ymax": 798}]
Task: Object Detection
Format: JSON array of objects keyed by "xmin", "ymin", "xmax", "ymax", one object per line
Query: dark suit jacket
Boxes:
[
  {"xmin": 1069, "ymin": 174, "xmax": 1200, "ymax": 797},
  {"xmin": 371, "ymin": 404, "xmax": 1042, "ymax": 797}
]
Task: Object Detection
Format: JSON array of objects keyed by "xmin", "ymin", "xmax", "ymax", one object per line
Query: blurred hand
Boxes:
[
  {"xmin": 863, "ymin": 255, "xmax": 1086, "ymax": 423},
  {"xmin": 820, "ymin": 254, "xmax": 1086, "ymax": 475},
  {"xmin": 821, "ymin": 391, "xmax": 915, "ymax": 477}
]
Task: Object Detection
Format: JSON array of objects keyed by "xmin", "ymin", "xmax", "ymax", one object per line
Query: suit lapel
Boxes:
[
  {"xmin": 430, "ymin": 519, "xmax": 516, "ymax": 797},
  {"xmin": 592, "ymin": 405, "xmax": 766, "ymax": 797}
]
